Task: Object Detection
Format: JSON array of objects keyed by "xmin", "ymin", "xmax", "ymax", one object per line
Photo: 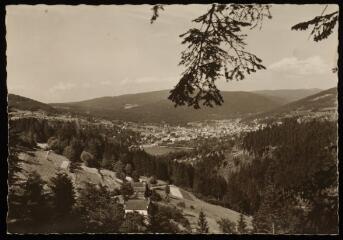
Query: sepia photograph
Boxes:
[{"xmin": 5, "ymin": 3, "xmax": 339, "ymax": 234}]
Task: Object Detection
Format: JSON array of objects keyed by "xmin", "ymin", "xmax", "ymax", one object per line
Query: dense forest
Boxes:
[
  {"xmin": 131, "ymin": 118, "xmax": 338, "ymax": 233},
  {"xmin": 131, "ymin": 119, "xmax": 338, "ymax": 233},
  {"xmin": 8, "ymin": 116, "xmax": 338, "ymax": 233}
]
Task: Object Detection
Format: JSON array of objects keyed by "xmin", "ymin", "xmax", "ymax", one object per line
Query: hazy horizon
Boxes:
[
  {"xmin": 8, "ymin": 87, "xmax": 331, "ymax": 104},
  {"xmin": 6, "ymin": 4, "xmax": 339, "ymax": 103}
]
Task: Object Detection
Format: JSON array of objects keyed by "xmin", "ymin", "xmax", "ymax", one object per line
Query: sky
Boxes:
[{"xmin": 6, "ymin": 4, "xmax": 339, "ymax": 103}]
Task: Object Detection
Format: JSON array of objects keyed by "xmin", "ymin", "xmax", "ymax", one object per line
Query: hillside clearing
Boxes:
[
  {"xmin": 18, "ymin": 149, "xmax": 121, "ymax": 191},
  {"xmin": 156, "ymin": 186, "xmax": 253, "ymax": 233}
]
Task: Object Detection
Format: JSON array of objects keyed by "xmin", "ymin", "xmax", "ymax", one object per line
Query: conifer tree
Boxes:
[
  {"xmin": 144, "ymin": 183, "xmax": 152, "ymax": 199},
  {"xmin": 50, "ymin": 172, "xmax": 76, "ymax": 219},
  {"xmin": 217, "ymin": 218, "xmax": 236, "ymax": 233},
  {"xmin": 197, "ymin": 210, "xmax": 209, "ymax": 233},
  {"xmin": 237, "ymin": 213, "xmax": 247, "ymax": 233},
  {"xmin": 120, "ymin": 182, "xmax": 134, "ymax": 201},
  {"xmin": 147, "ymin": 202, "xmax": 159, "ymax": 233},
  {"xmin": 252, "ymin": 183, "xmax": 279, "ymax": 234},
  {"xmin": 165, "ymin": 185, "xmax": 170, "ymax": 201},
  {"xmin": 21, "ymin": 172, "xmax": 51, "ymax": 232}
]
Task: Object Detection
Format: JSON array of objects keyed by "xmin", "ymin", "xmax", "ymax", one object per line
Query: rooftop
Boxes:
[
  {"xmin": 132, "ymin": 182, "xmax": 145, "ymax": 187},
  {"xmin": 125, "ymin": 199, "xmax": 149, "ymax": 211}
]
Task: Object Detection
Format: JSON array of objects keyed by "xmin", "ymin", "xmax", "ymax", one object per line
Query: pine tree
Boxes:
[
  {"xmin": 144, "ymin": 183, "xmax": 152, "ymax": 199},
  {"xmin": 165, "ymin": 185, "xmax": 170, "ymax": 201},
  {"xmin": 50, "ymin": 172, "xmax": 76, "ymax": 219},
  {"xmin": 120, "ymin": 182, "xmax": 134, "ymax": 201},
  {"xmin": 125, "ymin": 163, "xmax": 133, "ymax": 176},
  {"xmin": 119, "ymin": 212, "xmax": 146, "ymax": 233},
  {"xmin": 147, "ymin": 202, "xmax": 159, "ymax": 233},
  {"xmin": 252, "ymin": 183, "xmax": 280, "ymax": 234},
  {"xmin": 217, "ymin": 218, "xmax": 236, "ymax": 233},
  {"xmin": 132, "ymin": 170, "xmax": 140, "ymax": 182},
  {"xmin": 197, "ymin": 210, "xmax": 209, "ymax": 233},
  {"xmin": 76, "ymin": 183, "xmax": 125, "ymax": 233},
  {"xmin": 237, "ymin": 213, "xmax": 247, "ymax": 233},
  {"xmin": 21, "ymin": 172, "xmax": 51, "ymax": 232}
]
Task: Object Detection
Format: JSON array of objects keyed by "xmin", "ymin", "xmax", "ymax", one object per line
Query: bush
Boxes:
[
  {"xmin": 149, "ymin": 176, "xmax": 157, "ymax": 185},
  {"xmin": 120, "ymin": 182, "xmax": 134, "ymax": 200},
  {"xmin": 116, "ymin": 171, "xmax": 126, "ymax": 181},
  {"xmin": 63, "ymin": 145, "xmax": 77, "ymax": 162},
  {"xmin": 217, "ymin": 218, "xmax": 237, "ymax": 233},
  {"xmin": 150, "ymin": 190, "xmax": 162, "ymax": 202},
  {"xmin": 177, "ymin": 201, "xmax": 186, "ymax": 208},
  {"xmin": 47, "ymin": 137, "xmax": 59, "ymax": 150},
  {"xmin": 190, "ymin": 205, "xmax": 195, "ymax": 210},
  {"xmin": 81, "ymin": 151, "xmax": 98, "ymax": 168}
]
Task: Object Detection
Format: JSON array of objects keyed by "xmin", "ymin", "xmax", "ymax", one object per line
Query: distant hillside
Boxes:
[
  {"xmin": 253, "ymin": 88, "xmax": 322, "ymax": 104},
  {"xmin": 8, "ymin": 94, "xmax": 57, "ymax": 113},
  {"xmin": 246, "ymin": 87, "xmax": 337, "ymax": 121},
  {"xmin": 51, "ymin": 90, "xmax": 284, "ymax": 124}
]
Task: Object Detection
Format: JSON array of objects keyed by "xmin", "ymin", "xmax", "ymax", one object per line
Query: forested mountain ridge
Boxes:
[
  {"xmin": 9, "ymin": 88, "xmax": 330, "ymax": 125},
  {"xmin": 245, "ymin": 87, "xmax": 337, "ymax": 122},
  {"xmin": 50, "ymin": 90, "xmax": 284, "ymax": 124},
  {"xmin": 8, "ymin": 94, "xmax": 57, "ymax": 113},
  {"xmin": 253, "ymin": 88, "xmax": 322, "ymax": 104}
]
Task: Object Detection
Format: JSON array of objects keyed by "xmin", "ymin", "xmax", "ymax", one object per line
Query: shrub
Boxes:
[
  {"xmin": 81, "ymin": 151, "xmax": 98, "ymax": 168},
  {"xmin": 150, "ymin": 190, "xmax": 162, "ymax": 202},
  {"xmin": 149, "ymin": 176, "xmax": 157, "ymax": 185},
  {"xmin": 217, "ymin": 218, "xmax": 237, "ymax": 233},
  {"xmin": 177, "ymin": 201, "xmax": 186, "ymax": 208}
]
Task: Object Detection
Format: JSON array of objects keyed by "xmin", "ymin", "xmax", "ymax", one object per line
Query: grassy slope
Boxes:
[
  {"xmin": 18, "ymin": 148, "xmax": 250, "ymax": 233},
  {"xmin": 155, "ymin": 186, "xmax": 253, "ymax": 233},
  {"xmin": 18, "ymin": 149, "xmax": 121, "ymax": 192}
]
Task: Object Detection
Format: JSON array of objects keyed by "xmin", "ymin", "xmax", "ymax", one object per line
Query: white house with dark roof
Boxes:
[{"xmin": 124, "ymin": 199, "xmax": 149, "ymax": 216}]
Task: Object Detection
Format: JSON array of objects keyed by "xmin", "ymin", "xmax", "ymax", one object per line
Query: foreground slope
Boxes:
[{"xmin": 17, "ymin": 147, "xmax": 251, "ymax": 233}]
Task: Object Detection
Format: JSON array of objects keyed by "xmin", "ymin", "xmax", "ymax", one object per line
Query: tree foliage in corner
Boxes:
[
  {"xmin": 291, "ymin": 6, "xmax": 339, "ymax": 73},
  {"xmin": 152, "ymin": 4, "xmax": 271, "ymax": 109},
  {"xmin": 291, "ymin": 7, "xmax": 338, "ymax": 42},
  {"xmin": 150, "ymin": 4, "xmax": 164, "ymax": 24}
]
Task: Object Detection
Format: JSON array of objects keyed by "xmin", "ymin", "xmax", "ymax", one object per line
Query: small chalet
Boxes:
[{"xmin": 124, "ymin": 199, "xmax": 149, "ymax": 216}]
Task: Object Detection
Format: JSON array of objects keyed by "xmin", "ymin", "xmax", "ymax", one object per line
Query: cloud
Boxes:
[
  {"xmin": 7, "ymin": 83, "xmax": 26, "ymax": 91},
  {"xmin": 134, "ymin": 77, "xmax": 160, "ymax": 84},
  {"xmin": 49, "ymin": 82, "xmax": 76, "ymax": 92},
  {"xmin": 269, "ymin": 56, "xmax": 331, "ymax": 75},
  {"xmin": 99, "ymin": 80, "xmax": 113, "ymax": 86}
]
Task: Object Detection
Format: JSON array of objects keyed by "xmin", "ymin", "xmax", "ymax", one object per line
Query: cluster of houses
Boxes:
[{"xmin": 131, "ymin": 119, "xmax": 264, "ymax": 146}]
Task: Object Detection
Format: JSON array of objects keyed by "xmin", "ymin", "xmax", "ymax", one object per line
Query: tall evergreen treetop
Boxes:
[{"xmin": 197, "ymin": 210, "xmax": 209, "ymax": 233}]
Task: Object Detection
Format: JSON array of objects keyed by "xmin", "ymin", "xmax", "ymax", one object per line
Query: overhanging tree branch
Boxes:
[
  {"xmin": 291, "ymin": 10, "xmax": 338, "ymax": 42},
  {"xmin": 168, "ymin": 4, "xmax": 272, "ymax": 109}
]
